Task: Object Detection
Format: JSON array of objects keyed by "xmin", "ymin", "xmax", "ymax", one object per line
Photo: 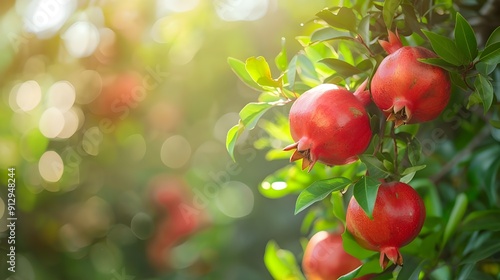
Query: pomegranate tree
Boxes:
[
  {"xmin": 346, "ymin": 182, "xmax": 426, "ymax": 269},
  {"xmin": 371, "ymin": 30, "xmax": 451, "ymax": 126},
  {"xmin": 284, "ymin": 82, "xmax": 372, "ymax": 171}
]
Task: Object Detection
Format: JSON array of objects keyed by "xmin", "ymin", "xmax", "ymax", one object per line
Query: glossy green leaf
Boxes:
[
  {"xmin": 474, "ymin": 74, "xmax": 494, "ymax": 113},
  {"xmin": 275, "ymin": 37, "xmax": 288, "ymax": 72},
  {"xmin": 407, "ymin": 138, "xmax": 422, "ymax": 167},
  {"xmin": 402, "ymin": 165, "xmax": 427, "ymax": 175},
  {"xmin": 402, "ymin": 3, "xmax": 425, "ymax": 38},
  {"xmin": 358, "ymin": 16, "xmax": 370, "ymax": 46},
  {"xmin": 331, "ymin": 191, "xmax": 346, "ymax": 223},
  {"xmin": 316, "ymin": 7, "xmax": 357, "ymax": 33},
  {"xmin": 359, "ymin": 154, "xmax": 391, "ymax": 179},
  {"xmin": 460, "ymin": 242, "xmax": 500, "ymax": 264},
  {"xmin": 461, "ymin": 210, "xmax": 500, "ymax": 231},
  {"xmin": 294, "ymin": 177, "xmax": 352, "ymax": 214},
  {"xmin": 338, "ymin": 265, "xmax": 362, "ymax": 280},
  {"xmin": 441, "ymin": 193, "xmax": 468, "ymax": 249},
  {"xmin": 240, "ymin": 102, "xmax": 275, "ymax": 130},
  {"xmin": 310, "ymin": 27, "xmax": 351, "ymax": 43},
  {"xmin": 353, "ymin": 176, "xmax": 381, "ymax": 219},
  {"xmin": 264, "ymin": 241, "xmax": 305, "ymax": 280},
  {"xmin": 226, "ymin": 122, "xmax": 244, "ymax": 161},
  {"xmin": 383, "ymin": 0, "xmax": 401, "ymax": 29},
  {"xmin": 287, "ymin": 55, "xmax": 298, "ymax": 89},
  {"xmin": 396, "ymin": 256, "xmax": 427, "ymax": 280},
  {"xmin": 490, "ymin": 119, "xmax": 500, "ymax": 129},
  {"xmin": 227, "ymin": 57, "xmax": 264, "ymax": 91},
  {"xmin": 296, "ymin": 53, "xmax": 320, "ymax": 85},
  {"xmin": 454, "ymin": 13, "xmax": 478, "ymax": 62},
  {"xmin": 319, "ymin": 58, "xmax": 363, "ymax": 77},
  {"xmin": 245, "ymin": 56, "xmax": 280, "ymax": 87},
  {"xmin": 342, "ymin": 230, "xmax": 377, "ymax": 260},
  {"xmin": 479, "ymin": 42, "xmax": 500, "ymax": 66},
  {"xmin": 423, "ymin": 30, "xmax": 465, "ymax": 66},
  {"xmin": 418, "ymin": 57, "xmax": 458, "ymax": 72},
  {"xmin": 485, "ymin": 26, "xmax": 500, "ymax": 47}
]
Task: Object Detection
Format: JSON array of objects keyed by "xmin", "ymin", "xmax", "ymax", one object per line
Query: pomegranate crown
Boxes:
[{"xmin": 378, "ymin": 30, "xmax": 403, "ymax": 54}]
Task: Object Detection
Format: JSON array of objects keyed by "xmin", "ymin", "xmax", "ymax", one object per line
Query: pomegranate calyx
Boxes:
[
  {"xmin": 379, "ymin": 30, "xmax": 403, "ymax": 54},
  {"xmin": 283, "ymin": 142, "xmax": 316, "ymax": 172},
  {"xmin": 380, "ymin": 246, "xmax": 403, "ymax": 269},
  {"xmin": 385, "ymin": 104, "xmax": 412, "ymax": 127}
]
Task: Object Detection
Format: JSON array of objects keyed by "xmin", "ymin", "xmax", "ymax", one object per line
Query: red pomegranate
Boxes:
[
  {"xmin": 303, "ymin": 231, "xmax": 372, "ymax": 280},
  {"xmin": 346, "ymin": 181, "xmax": 426, "ymax": 269},
  {"xmin": 284, "ymin": 83, "xmax": 372, "ymax": 171},
  {"xmin": 147, "ymin": 176, "xmax": 209, "ymax": 270},
  {"xmin": 371, "ymin": 30, "xmax": 451, "ymax": 126}
]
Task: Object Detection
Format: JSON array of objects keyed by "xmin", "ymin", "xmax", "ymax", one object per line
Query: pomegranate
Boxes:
[
  {"xmin": 371, "ymin": 30, "xmax": 451, "ymax": 126},
  {"xmin": 147, "ymin": 176, "xmax": 209, "ymax": 270},
  {"xmin": 346, "ymin": 181, "xmax": 426, "ymax": 269},
  {"xmin": 303, "ymin": 231, "xmax": 372, "ymax": 280},
  {"xmin": 284, "ymin": 83, "xmax": 372, "ymax": 171}
]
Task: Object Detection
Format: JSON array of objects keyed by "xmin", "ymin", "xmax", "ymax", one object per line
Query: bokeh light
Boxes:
[
  {"xmin": 38, "ymin": 150, "xmax": 64, "ymax": 183},
  {"xmin": 216, "ymin": 181, "xmax": 254, "ymax": 218},
  {"xmin": 214, "ymin": 0, "xmax": 270, "ymax": 21},
  {"xmin": 14, "ymin": 80, "xmax": 42, "ymax": 112},
  {"xmin": 160, "ymin": 135, "xmax": 192, "ymax": 169},
  {"xmin": 62, "ymin": 21, "xmax": 100, "ymax": 58}
]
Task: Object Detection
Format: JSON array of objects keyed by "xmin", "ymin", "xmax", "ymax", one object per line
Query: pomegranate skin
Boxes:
[
  {"xmin": 302, "ymin": 231, "xmax": 372, "ymax": 280},
  {"xmin": 346, "ymin": 182, "xmax": 426, "ymax": 269},
  {"xmin": 371, "ymin": 32, "xmax": 451, "ymax": 126},
  {"xmin": 284, "ymin": 84, "xmax": 372, "ymax": 171}
]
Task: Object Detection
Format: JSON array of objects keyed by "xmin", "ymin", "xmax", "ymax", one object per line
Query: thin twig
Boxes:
[{"xmin": 430, "ymin": 126, "xmax": 490, "ymax": 183}]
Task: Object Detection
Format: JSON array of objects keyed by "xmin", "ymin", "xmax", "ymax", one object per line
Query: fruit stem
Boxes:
[{"xmin": 391, "ymin": 122, "xmax": 399, "ymax": 177}]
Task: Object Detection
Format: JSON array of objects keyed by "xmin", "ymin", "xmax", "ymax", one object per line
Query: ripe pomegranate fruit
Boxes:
[
  {"xmin": 346, "ymin": 181, "xmax": 426, "ymax": 269},
  {"xmin": 303, "ymin": 231, "xmax": 372, "ymax": 280},
  {"xmin": 371, "ymin": 30, "xmax": 451, "ymax": 126},
  {"xmin": 147, "ymin": 175, "xmax": 209, "ymax": 270},
  {"xmin": 284, "ymin": 82, "xmax": 372, "ymax": 171}
]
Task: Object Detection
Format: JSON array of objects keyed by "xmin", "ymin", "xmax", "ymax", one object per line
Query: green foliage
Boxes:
[
  {"xmin": 226, "ymin": 1, "xmax": 500, "ymax": 279},
  {"xmin": 264, "ymin": 241, "xmax": 305, "ymax": 280}
]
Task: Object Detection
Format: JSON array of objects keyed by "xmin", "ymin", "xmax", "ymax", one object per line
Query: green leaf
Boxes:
[
  {"xmin": 226, "ymin": 122, "xmax": 244, "ymax": 161},
  {"xmin": 474, "ymin": 74, "xmax": 494, "ymax": 113},
  {"xmin": 294, "ymin": 177, "xmax": 352, "ymax": 214},
  {"xmin": 275, "ymin": 37, "xmax": 288, "ymax": 72},
  {"xmin": 402, "ymin": 165, "xmax": 427, "ymax": 175},
  {"xmin": 396, "ymin": 255, "xmax": 427, "ymax": 280},
  {"xmin": 245, "ymin": 56, "xmax": 280, "ymax": 87},
  {"xmin": 383, "ymin": 0, "xmax": 401, "ymax": 29},
  {"xmin": 490, "ymin": 119, "xmax": 500, "ymax": 129},
  {"xmin": 423, "ymin": 30, "xmax": 465, "ymax": 66},
  {"xmin": 331, "ymin": 191, "xmax": 346, "ymax": 223},
  {"xmin": 479, "ymin": 42, "xmax": 500, "ymax": 66},
  {"xmin": 485, "ymin": 26, "xmax": 500, "ymax": 47},
  {"xmin": 454, "ymin": 13, "xmax": 478, "ymax": 62},
  {"xmin": 319, "ymin": 58, "xmax": 363, "ymax": 77},
  {"xmin": 227, "ymin": 57, "xmax": 264, "ymax": 91},
  {"xmin": 296, "ymin": 53, "xmax": 320, "ymax": 86},
  {"xmin": 316, "ymin": 7, "xmax": 357, "ymax": 33},
  {"xmin": 358, "ymin": 16, "xmax": 370, "ymax": 46},
  {"xmin": 338, "ymin": 265, "xmax": 363, "ymax": 280},
  {"xmin": 287, "ymin": 55, "xmax": 298, "ymax": 89},
  {"xmin": 342, "ymin": 230, "xmax": 377, "ymax": 260},
  {"xmin": 460, "ymin": 242, "xmax": 500, "ymax": 264},
  {"xmin": 264, "ymin": 241, "xmax": 305, "ymax": 280},
  {"xmin": 418, "ymin": 57, "xmax": 458, "ymax": 72},
  {"xmin": 353, "ymin": 176, "xmax": 381, "ymax": 219},
  {"xmin": 461, "ymin": 210, "xmax": 500, "ymax": 231},
  {"xmin": 310, "ymin": 27, "xmax": 351, "ymax": 43},
  {"xmin": 239, "ymin": 102, "xmax": 275, "ymax": 130},
  {"xmin": 441, "ymin": 193, "xmax": 468, "ymax": 250},
  {"xmin": 407, "ymin": 137, "xmax": 422, "ymax": 166},
  {"xmin": 359, "ymin": 154, "xmax": 392, "ymax": 179}
]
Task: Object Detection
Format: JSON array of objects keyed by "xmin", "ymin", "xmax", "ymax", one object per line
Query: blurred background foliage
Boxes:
[{"xmin": 0, "ymin": 0, "xmax": 345, "ymax": 279}]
